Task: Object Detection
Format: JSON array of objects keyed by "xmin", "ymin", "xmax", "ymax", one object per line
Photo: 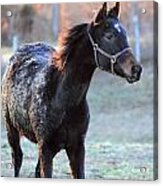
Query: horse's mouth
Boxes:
[{"xmin": 126, "ymin": 76, "xmax": 140, "ymax": 84}]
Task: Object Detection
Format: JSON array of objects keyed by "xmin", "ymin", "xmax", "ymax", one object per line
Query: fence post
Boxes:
[
  {"xmin": 52, "ymin": 4, "xmax": 59, "ymax": 44},
  {"xmin": 12, "ymin": 35, "xmax": 18, "ymax": 52},
  {"xmin": 132, "ymin": 2, "xmax": 141, "ymax": 63}
]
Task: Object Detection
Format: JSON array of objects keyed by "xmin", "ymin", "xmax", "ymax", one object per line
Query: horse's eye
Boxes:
[
  {"xmin": 105, "ymin": 23, "xmax": 109, "ymax": 28},
  {"xmin": 106, "ymin": 33, "xmax": 114, "ymax": 40}
]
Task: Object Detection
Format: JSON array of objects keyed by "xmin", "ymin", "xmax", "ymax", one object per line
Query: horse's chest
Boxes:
[{"xmin": 63, "ymin": 107, "xmax": 89, "ymax": 136}]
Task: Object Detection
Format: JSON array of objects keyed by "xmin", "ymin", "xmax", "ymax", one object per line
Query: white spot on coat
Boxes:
[{"xmin": 114, "ymin": 23, "xmax": 121, "ymax": 33}]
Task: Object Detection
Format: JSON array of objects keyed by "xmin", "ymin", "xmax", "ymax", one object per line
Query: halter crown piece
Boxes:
[{"xmin": 87, "ymin": 25, "xmax": 132, "ymax": 74}]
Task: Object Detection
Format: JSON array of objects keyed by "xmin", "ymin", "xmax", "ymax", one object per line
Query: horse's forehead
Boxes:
[
  {"xmin": 114, "ymin": 23, "xmax": 121, "ymax": 33},
  {"xmin": 108, "ymin": 19, "xmax": 124, "ymax": 33},
  {"xmin": 112, "ymin": 21, "xmax": 122, "ymax": 33}
]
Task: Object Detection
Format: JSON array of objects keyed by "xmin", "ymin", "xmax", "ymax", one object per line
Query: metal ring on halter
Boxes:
[
  {"xmin": 111, "ymin": 56, "xmax": 116, "ymax": 63},
  {"xmin": 110, "ymin": 57, "xmax": 116, "ymax": 74},
  {"xmin": 93, "ymin": 43, "xmax": 98, "ymax": 51}
]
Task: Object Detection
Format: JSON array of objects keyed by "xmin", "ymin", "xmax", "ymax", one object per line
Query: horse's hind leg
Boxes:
[
  {"xmin": 35, "ymin": 158, "xmax": 40, "ymax": 178},
  {"xmin": 6, "ymin": 125, "xmax": 23, "ymax": 177},
  {"xmin": 5, "ymin": 111, "xmax": 23, "ymax": 177}
]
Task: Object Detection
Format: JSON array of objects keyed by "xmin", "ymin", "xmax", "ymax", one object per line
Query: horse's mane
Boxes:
[{"xmin": 53, "ymin": 23, "xmax": 88, "ymax": 70}]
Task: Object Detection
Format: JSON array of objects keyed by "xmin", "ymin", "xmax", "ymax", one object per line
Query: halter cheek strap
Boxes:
[{"xmin": 87, "ymin": 29, "xmax": 132, "ymax": 74}]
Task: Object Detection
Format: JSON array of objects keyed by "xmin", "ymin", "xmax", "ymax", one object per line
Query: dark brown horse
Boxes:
[{"xmin": 2, "ymin": 2, "xmax": 142, "ymax": 178}]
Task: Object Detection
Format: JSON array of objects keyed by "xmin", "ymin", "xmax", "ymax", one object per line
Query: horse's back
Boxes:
[
  {"xmin": 1, "ymin": 42, "xmax": 57, "ymax": 141},
  {"xmin": 3, "ymin": 42, "xmax": 55, "ymax": 79}
]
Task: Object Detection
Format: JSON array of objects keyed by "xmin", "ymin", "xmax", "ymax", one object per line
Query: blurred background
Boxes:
[
  {"xmin": 1, "ymin": 2, "xmax": 154, "ymax": 60},
  {"xmin": 1, "ymin": 2, "xmax": 156, "ymax": 180}
]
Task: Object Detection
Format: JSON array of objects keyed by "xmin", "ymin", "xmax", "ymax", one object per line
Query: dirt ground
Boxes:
[{"xmin": 1, "ymin": 54, "xmax": 155, "ymax": 180}]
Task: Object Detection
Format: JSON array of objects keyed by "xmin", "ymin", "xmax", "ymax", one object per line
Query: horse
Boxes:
[{"xmin": 2, "ymin": 2, "xmax": 142, "ymax": 178}]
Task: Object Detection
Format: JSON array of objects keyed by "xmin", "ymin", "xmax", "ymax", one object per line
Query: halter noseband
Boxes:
[{"xmin": 87, "ymin": 27, "xmax": 132, "ymax": 74}]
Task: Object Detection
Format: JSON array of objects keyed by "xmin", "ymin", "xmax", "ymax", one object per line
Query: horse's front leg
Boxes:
[
  {"xmin": 66, "ymin": 136, "xmax": 85, "ymax": 179},
  {"xmin": 38, "ymin": 142, "xmax": 55, "ymax": 178}
]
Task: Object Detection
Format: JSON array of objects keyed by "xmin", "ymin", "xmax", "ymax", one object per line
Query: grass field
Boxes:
[{"xmin": 1, "ymin": 51, "xmax": 155, "ymax": 180}]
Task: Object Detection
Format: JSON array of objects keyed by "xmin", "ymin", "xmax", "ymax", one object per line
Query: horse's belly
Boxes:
[
  {"xmin": 8, "ymin": 104, "xmax": 37, "ymax": 143},
  {"xmin": 9, "ymin": 102, "xmax": 36, "ymax": 142}
]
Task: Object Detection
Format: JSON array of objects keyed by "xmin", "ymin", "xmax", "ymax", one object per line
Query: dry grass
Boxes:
[{"xmin": 1, "ymin": 51, "xmax": 155, "ymax": 180}]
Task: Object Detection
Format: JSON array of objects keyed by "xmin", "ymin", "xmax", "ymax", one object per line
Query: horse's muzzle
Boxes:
[{"xmin": 127, "ymin": 65, "xmax": 142, "ymax": 84}]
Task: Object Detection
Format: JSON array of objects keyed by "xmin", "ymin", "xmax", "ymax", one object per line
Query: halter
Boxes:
[{"xmin": 87, "ymin": 28, "xmax": 132, "ymax": 74}]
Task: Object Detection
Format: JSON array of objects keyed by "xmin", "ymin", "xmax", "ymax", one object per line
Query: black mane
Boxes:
[{"xmin": 54, "ymin": 23, "xmax": 88, "ymax": 69}]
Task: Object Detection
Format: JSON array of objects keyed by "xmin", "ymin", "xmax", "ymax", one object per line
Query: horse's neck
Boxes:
[{"xmin": 55, "ymin": 44, "xmax": 95, "ymax": 109}]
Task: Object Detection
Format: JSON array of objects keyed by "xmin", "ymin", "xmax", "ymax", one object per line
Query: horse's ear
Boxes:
[
  {"xmin": 108, "ymin": 2, "xmax": 120, "ymax": 18},
  {"xmin": 95, "ymin": 2, "xmax": 107, "ymax": 23}
]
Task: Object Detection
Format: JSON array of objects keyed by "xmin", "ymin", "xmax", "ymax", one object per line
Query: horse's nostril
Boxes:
[{"xmin": 132, "ymin": 65, "xmax": 142, "ymax": 74}]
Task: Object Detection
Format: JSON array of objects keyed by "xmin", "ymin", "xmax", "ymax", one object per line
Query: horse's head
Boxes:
[{"xmin": 88, "ymin": 2, "xmax": 142, "ymax": 83}]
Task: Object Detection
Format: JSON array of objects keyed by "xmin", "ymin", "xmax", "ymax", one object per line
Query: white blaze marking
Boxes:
[{"xmin": 114, "ymin": 23, "xmax": 121, "ymax": 33}]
